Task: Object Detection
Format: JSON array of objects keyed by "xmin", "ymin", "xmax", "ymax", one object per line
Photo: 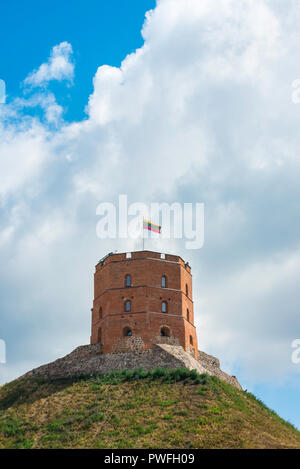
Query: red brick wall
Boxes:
[{"xmin": 90, "ymin": 251, "xmax": 198, "ymax": 359}]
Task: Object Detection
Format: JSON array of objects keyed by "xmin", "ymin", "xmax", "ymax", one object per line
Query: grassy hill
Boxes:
[{"xmin": 0, "ymin": 368, "xmax": 299, "ymax": 449}]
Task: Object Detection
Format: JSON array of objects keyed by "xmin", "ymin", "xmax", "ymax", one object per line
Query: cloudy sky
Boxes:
[{"xmin": 1, "ymin": 0, "xmax": 300, "ymax": 428}]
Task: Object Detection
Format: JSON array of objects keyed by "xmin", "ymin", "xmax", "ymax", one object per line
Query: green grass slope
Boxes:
[{"xmin": 0, "ymin": 368, "xmax": 299, "ymax": 449}]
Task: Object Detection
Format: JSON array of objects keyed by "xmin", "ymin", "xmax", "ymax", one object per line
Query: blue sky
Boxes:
[
  {"xmin": 1, "ymin": 0, "xmax": 300, "ymax": 431},
  {"xmin": 1, "ymin": 0, "xmax": 155, "ymax": 120}
]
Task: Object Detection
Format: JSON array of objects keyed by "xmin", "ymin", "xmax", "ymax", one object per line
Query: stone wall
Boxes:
[
  {"xmin": 197, "ymin": 350, "xmax": 241, "ymax": 390},
  {"xmin": 20, "ymin": 343, "xmax": 242, "ymax": 390},
  {"xmin": 111, "ymin": 336, "xmax": 145, "ymax": 353},
  {"xmin": 198, "ymin": 351, "xmax": 220, "ymax": 369}
]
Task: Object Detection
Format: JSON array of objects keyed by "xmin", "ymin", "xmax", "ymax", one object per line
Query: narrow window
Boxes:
[
  {"xmin": 99, "ymin": 307, "xmax": 103, "ymax": 320},
  {"xmin": 125, "ymin": 300, "xmax": 131, "ymax": 312},
  {"xmin": 187, "ymin": 309, "xmax": 190, "ymax": 322},
  {"xmin": 162, "ymin": 301, "xmax": 167, "ymax": 313},
  {"xmin": 161, "ymin": 275, "xmax": 166, "ymax": 288},
  {"xmin": 186, "ymin": 283, "xmax": 189, "ymax": 297},
  {"xmin": 98, "ymin": 328, "xmax": 102, "ymax": 343},
  {"xmin": 123, "ymin": 327, "xmax": 132, "ymax": 337},
  {"xmin": 125, "ymin": 274, "xmax": 131, "ymax": 287},
  {"xmin": 190, "ymin": 335, "xmax": 193, "ymax": 346}
]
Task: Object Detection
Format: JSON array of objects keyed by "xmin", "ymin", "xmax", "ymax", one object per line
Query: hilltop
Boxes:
[{"xmin": 0, "ymin": 368, "xmax": 299, "ymax": 449}]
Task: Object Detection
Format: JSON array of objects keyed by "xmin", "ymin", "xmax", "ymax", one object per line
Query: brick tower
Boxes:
[{"xmin": 90, "ymin": 251, "xmax": 198, "ymax": 359}]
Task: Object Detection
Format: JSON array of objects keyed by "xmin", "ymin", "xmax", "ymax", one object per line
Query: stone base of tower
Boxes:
[
  {"xmin": 20, "ymin": 343, "xmax": 242, "ymax": 390},
  {"xmin": 91, "ymin": 320, "xmax": 198, "ymax": 360}
]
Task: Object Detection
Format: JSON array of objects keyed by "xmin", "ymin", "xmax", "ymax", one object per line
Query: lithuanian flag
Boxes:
[{"xmin": 143, "ymin": 219, "xmax": 161, "ymax": 234}]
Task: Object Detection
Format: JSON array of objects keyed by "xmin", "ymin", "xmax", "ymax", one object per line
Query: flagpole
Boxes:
[{"xmin": 142, "ymin": 217, "xmax": 144, "ymax": 251}]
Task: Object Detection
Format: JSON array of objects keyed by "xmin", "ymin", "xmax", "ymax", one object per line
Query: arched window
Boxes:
[
  {"xmin": 125, "ymin": 274, "xmax": 131, "ymax": 287},
  {"xmin": 161, "ymin": 301, "xmax": 167, "ymax": 313},
  {"xmin": 99, "ymin": 307, "xmax": 103, "ymax": 320},
  {"xmin": 186, "ymin": 283, "xmax": 189, "ymax": 297},
  {"xmin": 187, "ymin": 309, "xmax": 190, "ymax": 322},
  {"xmin": 125, "ymin": 300, "xmax": 131, "ymax": 312},
  {"xmin": 123, "ymin": 326, "xmax": 132, "ymax": 337},
  {"xmin": 190, "ymin": 335, "xmax": 193, "ymax": 346},
  {"xmin": 160, "ymin": 326, "xmax": 170, "ymax": 337},
  {"xmin": 161, "ymin": 275, "xmax": 167, "ymax": 288}
]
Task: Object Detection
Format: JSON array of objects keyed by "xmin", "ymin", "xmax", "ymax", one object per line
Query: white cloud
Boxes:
[
  {"xmin": 197, "ymin": 248, "xmax": 300, "ymax": 382},
  {"xmin": 0, "ymin": 121, "xmax": 52, "ymax": 201},
  {"xmin": 1, "ymin": 0, "xmax": 300, "ymax": 389},
  {"xmin": 24, "ymin": 41, "xmax": 74, "ymax": 87}
]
